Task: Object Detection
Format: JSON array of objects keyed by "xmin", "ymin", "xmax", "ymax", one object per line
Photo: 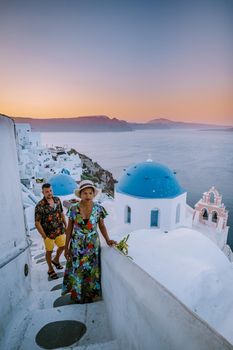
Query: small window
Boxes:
[
  {"xmin": 209, "ymin": 192, "xmax": 215, "ymax": 204},
  {"xmin": 202, "ymin": 208, "xmax": 208, "ymax": 221},
  {"xmin": 212, "ymin": 211, "xmax": 218, "ymax": 223},
  {"xmin": 176, "ymin": 204, "xmax": 181, "ymax": 224},
  {"xmin": 125, "ymin": 206, "xmax": 131, "ymax": 224},
  {"xmin": 151, "ymin": 209, "xmax": 159, "ymax": 227}
]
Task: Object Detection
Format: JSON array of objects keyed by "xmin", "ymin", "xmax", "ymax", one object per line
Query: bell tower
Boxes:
[{"xmin": 193, "ymin": 186, "xmax": 229, "ymax": 249}]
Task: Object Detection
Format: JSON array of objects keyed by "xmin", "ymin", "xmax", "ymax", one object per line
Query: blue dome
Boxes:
[
  {"xmin": 49, "ymin": 174, "xmax": 77, "ymax": 196},
  {"xmin": 116, "ymin": 161, "xmax": 185, "ymax": 199}
]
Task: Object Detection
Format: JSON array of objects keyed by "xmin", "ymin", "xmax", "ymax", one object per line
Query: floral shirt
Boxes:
[{"xmin": 35, "ymin": 196, "xmax": 65, "ymax": 239}]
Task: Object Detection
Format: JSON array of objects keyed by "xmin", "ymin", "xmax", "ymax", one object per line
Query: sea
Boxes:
[{"xmin": 41, "ymin": 129, "xmax": 233, "ymax": 248}]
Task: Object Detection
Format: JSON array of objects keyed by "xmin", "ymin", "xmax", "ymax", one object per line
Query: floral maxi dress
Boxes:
[{"xmin": 62, "ymin": 202, "xmax": 107, "ymax": 303}]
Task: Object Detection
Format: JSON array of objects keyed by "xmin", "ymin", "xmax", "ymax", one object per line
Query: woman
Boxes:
[{"xmin": 62, "ymin": 180, "xmax": 116, "ymax": 303}]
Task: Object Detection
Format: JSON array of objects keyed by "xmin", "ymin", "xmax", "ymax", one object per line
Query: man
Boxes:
[{"xmin": 35, "ymin": 183, "xmax": 67, "ymax": 279}]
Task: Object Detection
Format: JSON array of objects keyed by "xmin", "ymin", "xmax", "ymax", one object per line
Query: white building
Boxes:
[
  {"xmin": 115, "ymin": 159, "xmax": 189, "ymax": 233},
  {"xmin": 112, "ymin": 159, "xmax": 231, "ymax": 261},
  {"xmin": 15, "ymin": 124, "xmax": 82, "ymax": 186},
  {"xmin": 15, "ymin": 123, "xmax": 31, "ymax": 147},
  {"xmin": 15, "ymin": 123, "xmax": 42, "ymax": 182},
  {"xmin": 15, "ymin": 123, "xmax": 41, "ymax": 149}
]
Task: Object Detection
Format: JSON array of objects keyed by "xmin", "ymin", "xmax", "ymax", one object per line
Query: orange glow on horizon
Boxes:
[{"xmin": 1, "ymin": 87, "xmax": 232, "ymax": 126}]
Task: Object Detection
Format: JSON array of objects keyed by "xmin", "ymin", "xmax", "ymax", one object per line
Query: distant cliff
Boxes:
[
  {"xmin": 4, "ymin": 113, "xmax": 231, "ymax": 131},
  {"xmin": 13, "ymin": 115, "xmax": 132, "ymax": 132},
  {"xmin": 67, "ymin": 148, "xmax": 116, "ymax": 197},
  {"xmin": 131, "ymin": 118, "xmax": 231, "ymax": 130}
]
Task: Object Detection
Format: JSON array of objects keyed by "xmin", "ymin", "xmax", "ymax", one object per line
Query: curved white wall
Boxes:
[
  {"xmin": 0, "ymin": 116, "xmax": 31, "ymax": 340},
  {"xmin": 102, "ymin": 247, "xmax": 233, "ymax": 350},
  {"xmin": 115, "ymin": 191, "xmax": 187, "ymax": 233}
]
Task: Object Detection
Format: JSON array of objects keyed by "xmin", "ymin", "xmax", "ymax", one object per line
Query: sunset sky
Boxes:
[{"xmin": 0, "ymin": 0, "xmax": 232, "ymax": 124}]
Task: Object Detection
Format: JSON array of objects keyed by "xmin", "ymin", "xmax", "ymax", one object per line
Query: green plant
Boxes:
[{"xmin": 115, "ymin": 234, "xmax": 132, "ymax": 259}]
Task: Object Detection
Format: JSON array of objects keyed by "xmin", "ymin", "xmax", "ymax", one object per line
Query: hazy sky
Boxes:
[{"xmin": 0, "ymin": 0, "xmax": 232, "ymax": 124}]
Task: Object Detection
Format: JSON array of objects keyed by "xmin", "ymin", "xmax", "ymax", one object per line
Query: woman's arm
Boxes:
[
  {"xmin": 98, "ymin": 218, "xmax": 117, "ymax": 246},
  {"xmin": 64, "ymin": 219, "xmax": 74, "ymax": 260}
]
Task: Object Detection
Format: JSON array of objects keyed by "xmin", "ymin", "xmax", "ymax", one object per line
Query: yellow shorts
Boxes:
[{"xmin": 44, "ymin": 234, "xmax": 66, "ymax": 252}]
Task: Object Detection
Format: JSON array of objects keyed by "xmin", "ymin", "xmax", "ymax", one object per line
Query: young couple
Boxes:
[{"xmin": 35, "ymin": 180, "xmax": 116, "ymax": 303}]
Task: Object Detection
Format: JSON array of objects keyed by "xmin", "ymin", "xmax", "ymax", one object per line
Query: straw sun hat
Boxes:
[{"xmin": 75, "ymin": 180, "xmax": 99, "ymax": 198}]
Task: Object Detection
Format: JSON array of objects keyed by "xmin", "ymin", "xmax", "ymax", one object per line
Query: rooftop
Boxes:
[
  {"xmin": 49, "ymin": 173, "xmax": 77, "ymax": 196},
  {"xmin": 116, "ymin": 160, "xmax": 185, "ymax": 199}
]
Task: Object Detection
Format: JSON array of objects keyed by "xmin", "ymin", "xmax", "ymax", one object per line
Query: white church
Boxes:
[{"xmin": 109, "ymin": 158, "xmax": 230, "ymax": 259}]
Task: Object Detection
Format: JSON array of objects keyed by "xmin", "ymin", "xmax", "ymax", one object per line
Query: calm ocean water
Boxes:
[{"xmin": 41, "ymin": 129, "xmax": 233, "ymax": 248}]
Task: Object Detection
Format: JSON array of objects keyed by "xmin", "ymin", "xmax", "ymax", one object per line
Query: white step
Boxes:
[{"xmin": 72, "ymin": 339, "xmax": 119, "ymax": 350}]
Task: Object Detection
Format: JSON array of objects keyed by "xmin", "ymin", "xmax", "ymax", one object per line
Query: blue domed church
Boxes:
[
  {"xmin": 49, "ymin": 173, "xmax": 77, "ymax": 196},
  {"xmin": 115, "ymin": 159, "xmax": 187, "ymax": 232}
]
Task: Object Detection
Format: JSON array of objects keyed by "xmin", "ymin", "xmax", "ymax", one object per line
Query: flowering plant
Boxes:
[{"xmin": 115, "ymin": 234, "xmax": 132, "ymax": 259}]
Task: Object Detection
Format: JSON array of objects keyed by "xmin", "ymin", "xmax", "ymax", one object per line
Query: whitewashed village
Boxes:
[{"xmin": 1, "ymin": 114, "xmax": 233, "ymax": 350}]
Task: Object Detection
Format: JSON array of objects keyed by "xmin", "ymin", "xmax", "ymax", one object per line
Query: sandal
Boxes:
[
  {"xmin": 51, "ymin": 260, "xmax": 63, "ymax": 270},
  {"xmin": 48, "ymin": 270, "xmax": 59, "ymax": 279}
]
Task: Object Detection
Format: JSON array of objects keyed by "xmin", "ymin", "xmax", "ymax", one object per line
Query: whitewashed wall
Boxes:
[
  {"xmin": 102, "ymin": 247, "xmax": 233, "ymax": 350},
  {"xmin": 0, "ymin": 116, "xmax": 31, "ymax": 340},
  {"xmin": 115, "ymin": 191, "xmax": 187, "ymax": 232}
]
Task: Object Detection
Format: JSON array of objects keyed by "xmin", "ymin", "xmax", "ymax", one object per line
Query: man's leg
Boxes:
[
  {"xmin": 53, "ymin": 246, "xmax": 65, "ymax": 264},
  {"xmin": 46, "ymin": 251, "xmax": 54, "ymax": 272},
  {"xmin": 44, "ymin": 237, "xmax": 55, "ymax": 272},
  {"xmin": 53, "ymin": 234, "xmax": 66, "ymax": 264}
]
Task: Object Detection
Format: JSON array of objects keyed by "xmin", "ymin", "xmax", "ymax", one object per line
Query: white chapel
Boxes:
[{"xmin": 114, "ymin": 159, "xmax": 189, "ymax": 233}]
